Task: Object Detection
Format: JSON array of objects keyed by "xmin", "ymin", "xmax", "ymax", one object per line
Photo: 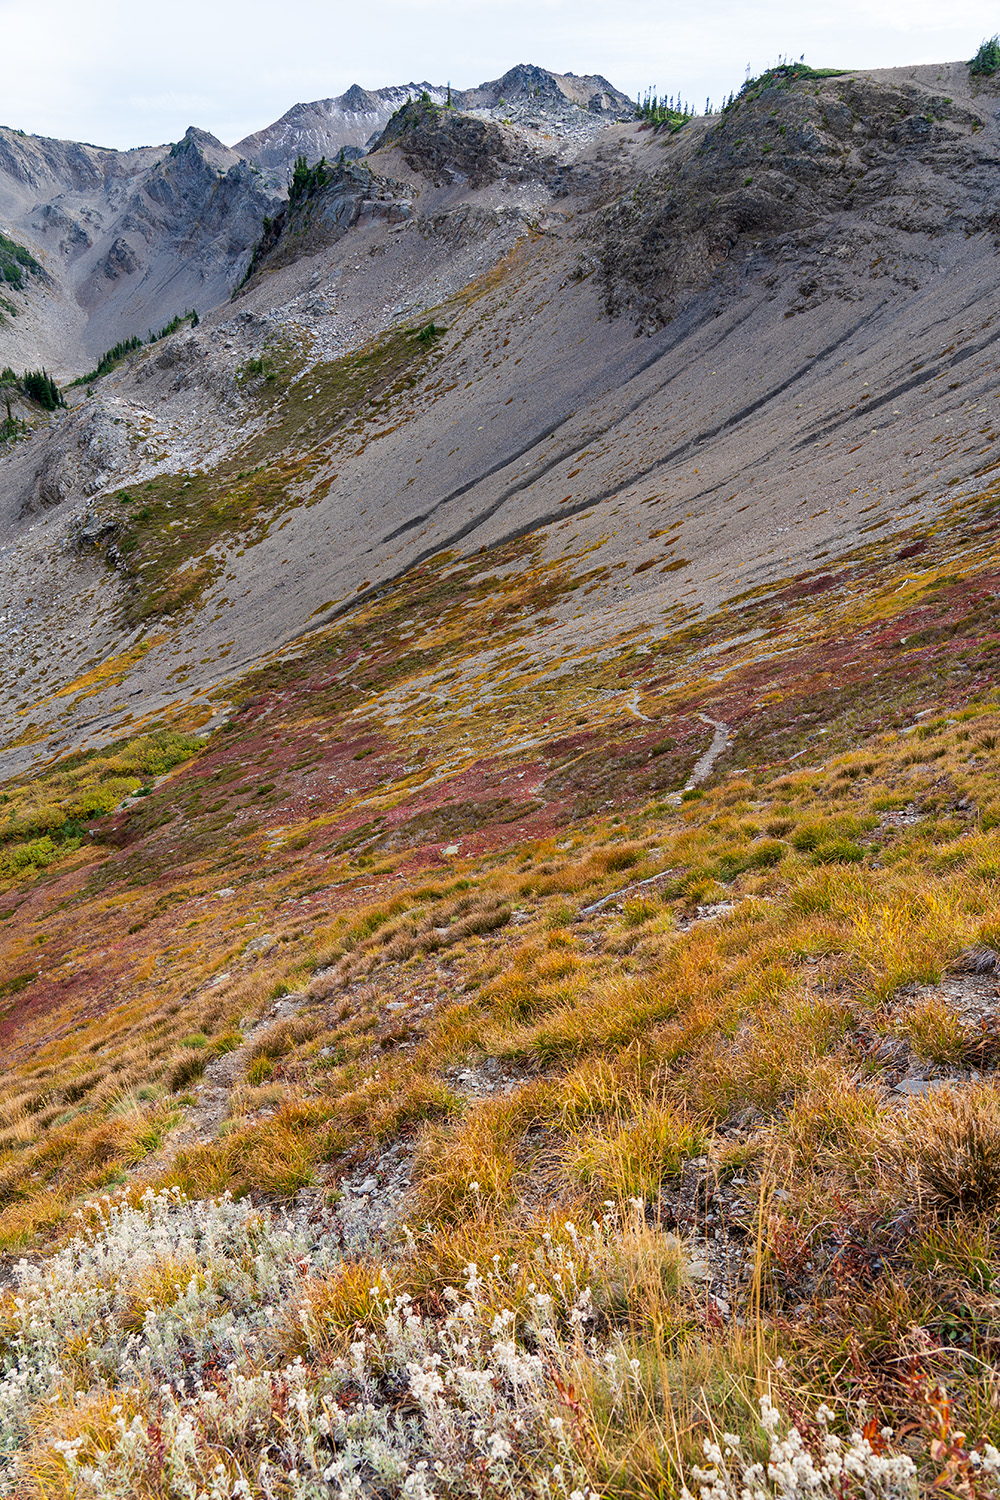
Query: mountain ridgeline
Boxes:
[{"xmin": 0, "ymin": 66, "xmax": 634, "ymax": 378}]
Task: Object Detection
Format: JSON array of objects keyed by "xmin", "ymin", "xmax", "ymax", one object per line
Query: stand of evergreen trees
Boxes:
[
  {"xmin": 636, "ymin": 92, "xmax": 692, "ymax": 129},
  {"xmin": 0, "ymin": 365, "xmax": 64, "ymax": 441},
  {"xmin": 1, "ymin": 365, "xmax": 65, "ymax": 411},
  {"xmin": 288, "ymin": 154, "xmax": 339, "ymax": 206},
  {"xmin": 69, "ymin": 309, "xmax": 199, "ymax": 387},
  {"xmin": 21, "ymin": 369, "xmax": 64, "ymax": 409},
  {"xmin": 971, "ymin": 36, "xmax": 1000, "ymax": 75},
  {"xmin": 0, "ymin": 232, "xmax": 41, "ymax": 292}
]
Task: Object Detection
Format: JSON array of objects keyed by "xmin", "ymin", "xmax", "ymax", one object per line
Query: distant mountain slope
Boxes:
[
  {"xmin": 453, "ymin": 61, "xmax": 632, "ymax": 115},
  {"xmin": 0, "ymin": 126, "xmax": 278, "ymax": 376},
  {"xmin": 232, "ymin": 83, "xmax": 449, "ymax": 183},
  {"xmin": 0, "ymin": 65, "xmax": 633, "ymax": 377},
  {"xmin": 234, "ymin": 66, "xmax": 635, "ymax": 183}
]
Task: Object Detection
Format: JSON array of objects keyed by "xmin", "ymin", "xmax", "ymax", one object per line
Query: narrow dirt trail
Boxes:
[{"xmin": 685, "ymin": 714, "xmax": 730, "ymax": 789}]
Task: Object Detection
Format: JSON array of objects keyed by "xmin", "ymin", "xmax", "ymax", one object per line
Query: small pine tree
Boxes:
[
  {"xmin": 289, "ymin": 154, "xmax": 311, "ymax": 204},
  {"xmin": 0, "ymin": 369, "xmax": 14, "ymax": 423},
  {"xmin": 971, "ymin": 35, "xmax": 1000, "ymax": 75}
]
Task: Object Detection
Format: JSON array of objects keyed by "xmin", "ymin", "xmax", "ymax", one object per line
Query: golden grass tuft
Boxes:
[
  {"xmin": 889, "ymin": 1082, "xmax": 1000, "ymax": 1214},
  {"xmin": 569, "ymin": 1103, "xmax": 704, "ymax": 1204}
]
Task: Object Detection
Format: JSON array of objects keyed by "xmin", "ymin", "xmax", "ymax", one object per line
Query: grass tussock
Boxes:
[{"xmin": 890, "ymin": 1082, "xmax": 1000, "ymax": 1214}]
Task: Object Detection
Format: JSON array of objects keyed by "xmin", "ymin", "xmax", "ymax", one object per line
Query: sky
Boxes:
[{"xmin": 1, "ymin": 0, "xmax": 999, "ymax": 151}]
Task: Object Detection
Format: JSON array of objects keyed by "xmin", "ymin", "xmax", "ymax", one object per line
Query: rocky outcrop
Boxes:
[
  {"xmin": 20, "ymin": 401, "xmax": 138, "ymax": 512},
  {"xmin": 28, "ymin": 203, "xmax": 91, "ymax": 258},
  {"xmin": 240, "ymin": 158, "xmax": 412, "ymax": 282},
  {"xmin": 372, "ymin": 97, "xmax": 543, "ymax": 187},
  {"xmin": 597, "ymin": 68, "xmax": 996, "ymax": 330},
  {"xmin": 234, "ymin": 84, "xmax": 447, "ymax": 182},
  {"xmin": 452, "ymin": 63, "xmax": 632, "ymax": 118},
  {"xmin": 102, "ymin": 236, "xmax": 139, "ymax": 280}
]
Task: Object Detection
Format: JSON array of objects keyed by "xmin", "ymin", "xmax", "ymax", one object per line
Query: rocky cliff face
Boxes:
[
  {"xmin": 0, "ymin": 125, "xmax": 279, "ymax": 375},
  {"xmin": 596, "ymin": 66, "xmax": 999, "ymax": 330},
  {"xmin": 453, "ymin": 62, "xmax": 632, "ymax": 117},
  {"xmin": 242, "ymin": 158, "xmax": 413, "ymax": 281},
  {"xmin": 371, "ymin": 97, "xmax": 547, "ymax": 188}
]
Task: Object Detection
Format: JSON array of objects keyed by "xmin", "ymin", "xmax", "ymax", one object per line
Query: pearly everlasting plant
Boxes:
[
  {"xmin": 680, "ymin": 1394, "xmax": 983, "ymax": 1500},
  {"xmin": 0, "ymin": 1188, "xmax": 616, "ymax": 1498}
]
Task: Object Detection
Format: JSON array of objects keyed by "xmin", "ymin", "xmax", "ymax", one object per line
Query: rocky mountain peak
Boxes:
[
  {"xmin": 174, "ymin": 124, "xmax": 233, "ymax": 160},
  {"xmin": 339, "ymin": 84, "xmax": 384, "ymax": 115},
  {"xmin": 232, "ymin": 66, "xmax": 634, "ymax": 183},
  {"xmin": 459, "ymin": 62, "xmax": 632, "ymax": 115},
  {"xmin": 371, "ymin": 95, "xmax": 542, "ymax": 188},
  {"xmin": 233, "ymin": 83, "xmax": 447, "ymax": 181}
]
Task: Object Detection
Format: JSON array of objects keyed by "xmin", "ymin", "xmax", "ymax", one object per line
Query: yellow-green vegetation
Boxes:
[
  {"xmin": 4, "ymin": 444, "xmax": 1000, "ymax": 1492},
  {"xmin": 0, "ymin": 729, "xmax": 202, "ymax": 886},
  {"xmin": 109, "ymin": 321, "xmax": 451, "ymax": 623}
]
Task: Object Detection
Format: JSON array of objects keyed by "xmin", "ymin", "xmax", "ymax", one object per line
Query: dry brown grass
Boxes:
[{"xmin": 889, "ymin": 1082, "xmax": 1000, "ymax": 1214}]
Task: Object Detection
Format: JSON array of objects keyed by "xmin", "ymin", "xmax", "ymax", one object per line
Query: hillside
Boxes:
[
  {"xmin": 0, "ymin": 127, "xmax": 279, "ymax": 375},
  {"xmin": 3, "ymin": 54, "xmax": 1000, "ymax": 1499}
]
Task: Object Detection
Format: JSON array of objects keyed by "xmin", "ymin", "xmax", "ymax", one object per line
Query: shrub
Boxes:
[
  {"xmin": 246, "ymin": 1056, "xmax": 274, "ymax": 1085},
  {"xmin": 571, "ymin": 1104, "xmax": 704, "ymax": 1202},
  {"xmin": 167, "ymin": 1051, "xmax": 207, "ymax": 1091}
]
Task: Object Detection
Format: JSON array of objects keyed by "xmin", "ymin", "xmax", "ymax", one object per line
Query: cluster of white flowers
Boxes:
[
  {"xmin": 0, "ymin": 1188, "xmax": 615, "ymax": 1499},
  {"xmin": 6, "ymin": 1191, "xmax": 992, "ymax": 1500},
  {"xmin": 681, "ymin": 1393, "xmax": 987, "ymax": 1500}
]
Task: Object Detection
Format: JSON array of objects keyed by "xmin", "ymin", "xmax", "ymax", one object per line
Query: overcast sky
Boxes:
[{"xmin": 2, "ymin": 0, "xmax": 998, "ymax": 151}]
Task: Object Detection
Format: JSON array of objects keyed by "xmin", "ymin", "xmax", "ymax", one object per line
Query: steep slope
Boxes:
[
  {"xmin": 3, "ymin": 62, "xmax": 1000, "ymax": 769},
  {"xmin": 7, "ymin": 57, "xmax": 1000, "ymax": 1496}
]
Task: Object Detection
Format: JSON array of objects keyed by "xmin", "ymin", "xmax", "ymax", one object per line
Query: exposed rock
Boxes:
[
  {"xmin": 453, "ymin": 63, "xmax": 632, "ymax": 118},
  {"xmin": 235, "ymin": 82, "xmax": 447, "ymax": 182},
  {"xmin": 19, "ymin": 401, "xmax": 138, "ymax": 514},
  {"xmin": 29, "ymin": 202, "xmax": 92, "ymax": 257},
  {"xmin": 244, "ymin": 932, "xmax": 275, "ymax": 955},
  {"xmin": 234, "ymin": 68, "xmax": 633, "ymax": 184},
  {"xmin": 597, "ymin": 70, "xmax": 995, "ymax": 329},
  {"xmin": 372, "ymin": 97, "xmax": 545, "ymax": 188},
  {"xmin": 102, "ymin": 236, "xmax": 140, "ymax": 280},
  {"xmin": 241, "ymin": 159, "xmax": 412, "ymax": 282}
]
